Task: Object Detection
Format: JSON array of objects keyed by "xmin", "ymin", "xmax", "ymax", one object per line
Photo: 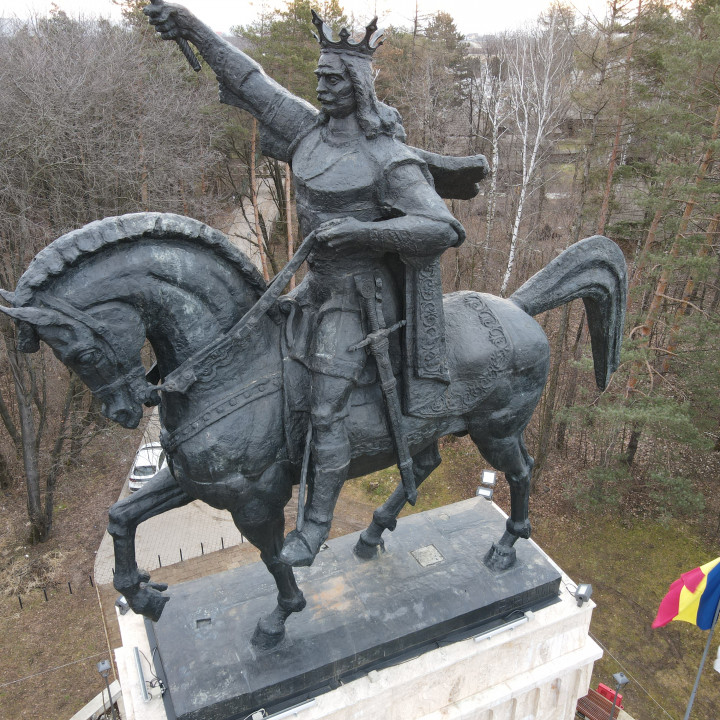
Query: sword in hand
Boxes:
[{"xmin": 145, "ymin": 0, "xmax": 202, "ymax": 72}]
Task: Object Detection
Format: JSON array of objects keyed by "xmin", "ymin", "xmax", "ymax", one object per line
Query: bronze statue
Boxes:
[{"xmin": 0, "ymin": 4, "xmax": 627, "ymax": 650}]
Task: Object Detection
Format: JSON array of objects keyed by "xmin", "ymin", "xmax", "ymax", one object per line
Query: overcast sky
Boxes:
[{"xmin": 1, "ymin": 0, "xmax": 609, "ymax": 35}]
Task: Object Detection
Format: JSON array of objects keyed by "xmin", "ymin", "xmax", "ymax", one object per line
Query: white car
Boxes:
[{"xmin": 128, "ymin": 442, "xmax": 167, "ymax": 491}]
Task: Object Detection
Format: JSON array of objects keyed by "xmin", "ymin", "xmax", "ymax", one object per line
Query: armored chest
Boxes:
[{"xmin": 292, "ymin": 127, "xmax": 381, "ymax": 235}]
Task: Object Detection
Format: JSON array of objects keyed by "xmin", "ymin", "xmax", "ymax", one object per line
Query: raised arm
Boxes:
[{"xmin": 144, "ymin": 1, "xmax": 317, "ymax": 156}]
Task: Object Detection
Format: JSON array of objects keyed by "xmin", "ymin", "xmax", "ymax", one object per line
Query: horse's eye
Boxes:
[{"xmin": 76, "ymin": 349, "xmax": 100, "ymax": 366}]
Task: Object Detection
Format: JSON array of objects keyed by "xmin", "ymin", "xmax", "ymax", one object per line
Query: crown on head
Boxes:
[{"xmin": 311, "ymin": 10, "xmax": 383, "ymax": 58}]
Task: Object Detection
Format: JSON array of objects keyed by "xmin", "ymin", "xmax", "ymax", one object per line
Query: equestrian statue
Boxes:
[{"xmin": 0, "ymin": 3, "xmax": 627, "ymax": 649}]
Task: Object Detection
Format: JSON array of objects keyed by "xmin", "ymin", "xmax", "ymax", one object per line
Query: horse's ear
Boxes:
[
  {"xmin": 0, "ymin": 305, "xmax": 69, "ymax": 353},
  {"xmin": 0, "ymin": 305, "xmax": 67, "ymax": 326},
  {"xmin": 0, "ymin": 289, "xmax": 15, "ymax": 304}
]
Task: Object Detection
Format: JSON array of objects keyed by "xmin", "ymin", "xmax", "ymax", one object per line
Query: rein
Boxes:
[
  {"xmin": 158, "ymin": 230, "xmax": 317, "ymax": 396},
  {"xmin": 33, "ymin": 231, "xmax": 317, "ymax": 452},
  {"xmin": 154, "ymin": 233, "xmax": 319, "ymax": 455}
]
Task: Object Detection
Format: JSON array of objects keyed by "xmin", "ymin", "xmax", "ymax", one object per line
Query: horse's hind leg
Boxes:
[
  {"xmin": 230, "ymin": 489, "xmax": 306, "ymax": 650},
  {"xmin": 354, "ymin": 442, "xmax": 441, "ymax": 560},
  {"xmin": 108, "ymin": 467, "xmax": 193, "ymax": 620},
  {"xmin": 470, "ymin": 430, "xmax": 534, "ymax": 572}
]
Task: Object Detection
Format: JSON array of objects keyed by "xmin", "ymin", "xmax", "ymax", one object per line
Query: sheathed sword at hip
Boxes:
[{"xmin": 351, "ymin": 274, "xmax": 417, "ymax": 505}]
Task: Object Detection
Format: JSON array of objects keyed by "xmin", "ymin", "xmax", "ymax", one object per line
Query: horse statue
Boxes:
[{"xmin": 0, "ymin": 212, "xmax": 626, "ymax": 648}]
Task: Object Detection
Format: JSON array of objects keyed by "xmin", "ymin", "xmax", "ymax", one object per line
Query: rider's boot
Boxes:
[{"xmin": 280, "ymin": 438, "xmax": 349, "ymax": 567}]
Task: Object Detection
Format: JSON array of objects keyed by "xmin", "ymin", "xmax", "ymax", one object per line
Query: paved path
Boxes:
[
  {"xmin": 94, "ymin": 500, "xmax": 245, "ymax": 585},
  {"xmin": 94, "ymin": 410, "xmax": 246, "ymax": 585}
]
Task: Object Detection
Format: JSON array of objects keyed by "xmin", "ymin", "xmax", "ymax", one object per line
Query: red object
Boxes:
[{"xmin": 597, "ymin": 683, "xmax": 623, "ymax": 708}]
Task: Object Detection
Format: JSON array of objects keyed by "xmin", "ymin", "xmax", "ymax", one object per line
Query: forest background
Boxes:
[{"xmin": 0, "ymin": 0, "xmax": 719, "ymax": 718}]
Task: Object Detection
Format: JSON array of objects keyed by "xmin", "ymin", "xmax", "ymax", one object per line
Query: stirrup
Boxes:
[{"xmin": 280, "ymin": 522, "xmax": 328, "ymax": 567}]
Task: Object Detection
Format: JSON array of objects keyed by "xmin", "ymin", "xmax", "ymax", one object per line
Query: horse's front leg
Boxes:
[{"xmin": 107, "ymin": 467, "xmax": 193, "ymax": 621}]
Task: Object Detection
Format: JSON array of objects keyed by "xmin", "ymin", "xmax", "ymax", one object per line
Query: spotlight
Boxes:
[
  {"xmin": 476, "ymin": 469, "xmax": 497, "ymax": 500},
  {"xmin": 97, "ymin": 660, "xmax": 118, "ymax": 720},
  {"xmin": 481, "ymin": 470, "xmax": 497, "ymax": 487},
  {"xmin": 574, "ymin": 583, "xmax": 593, "ymax": 606},
  {"xmin": 613, "ymin": 672, "xmax": 629, "ymax": 688},
  {"xmin": 609, "ymin": 672, "xmax": 629, "ymax": 719}
]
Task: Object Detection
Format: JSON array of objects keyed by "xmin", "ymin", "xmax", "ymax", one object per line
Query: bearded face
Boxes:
[{"xmin": 315, "ymin": 53, "xmax": 357, "ymax": 119}]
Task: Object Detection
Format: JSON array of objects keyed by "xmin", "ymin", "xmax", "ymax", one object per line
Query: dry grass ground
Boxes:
[{"xmin": 0, "ymin": 421, "xmax": 146, "ymax": 720}]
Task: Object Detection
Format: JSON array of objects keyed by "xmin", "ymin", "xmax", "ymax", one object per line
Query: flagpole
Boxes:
[{"xmin": 683, "ymin": 597, "xmax": 720, "ymax": 720}]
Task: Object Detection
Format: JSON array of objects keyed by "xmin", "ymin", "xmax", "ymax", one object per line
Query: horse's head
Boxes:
[
  {"xmin": 0, "ymin": 291, "xmax": 156, "ymax": 428},
  {"xmin": 0, "ymin": 213, "xmax": 273, "ymax": 428}
]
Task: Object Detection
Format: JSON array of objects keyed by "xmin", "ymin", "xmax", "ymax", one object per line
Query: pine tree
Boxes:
[{"xmin": 373, "ymin": 12, "xmax": 472, "ymax": 153}]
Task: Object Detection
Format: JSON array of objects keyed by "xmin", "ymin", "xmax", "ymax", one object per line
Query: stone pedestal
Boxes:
[
  {"xmin": 114, "ymin": 498, "xmax": 601, "ymax": 720},
  {"xmin": 299, "ymin": 582, "xmax": 601, "ymax": 720}
]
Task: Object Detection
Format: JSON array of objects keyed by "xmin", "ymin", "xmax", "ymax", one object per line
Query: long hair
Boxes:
[{"xmin": 319, "ymin": 52, "xmax": 406, "ymax": 141}]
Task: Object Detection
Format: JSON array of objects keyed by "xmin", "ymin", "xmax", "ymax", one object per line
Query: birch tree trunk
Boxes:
[
  {"xmin": 250, "ymin": 118, "xmax": 271, "ymax": 283},
  {"xmin": 498, "ymin": 14, "xmax": 572, "ymax": 296}
]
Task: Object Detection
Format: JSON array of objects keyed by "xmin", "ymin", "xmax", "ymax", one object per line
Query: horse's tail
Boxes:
[{"xmin": 509, "ymin": 235, "xmax": 627, "ymax": 391}]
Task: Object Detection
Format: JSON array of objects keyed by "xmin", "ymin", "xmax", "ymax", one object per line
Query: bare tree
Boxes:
[
  {"xmin": 498, "ymin": 13, "xmax": 573, "ymax": 296},
  {"xmin": 0, "ymin": 11, "xmax": 226, "ymax": 540}
]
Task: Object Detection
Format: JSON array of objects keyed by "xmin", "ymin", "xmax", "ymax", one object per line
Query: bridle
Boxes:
[{"xmin": 35, "ymin": 293, "xmax": 159, "ymax": 406}]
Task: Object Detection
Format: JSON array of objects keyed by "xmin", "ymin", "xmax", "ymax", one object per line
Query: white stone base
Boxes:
[
  {"xmin": 296, "ymin": 570, "xmax": 600, "ymax": 720},
  {"xmin": 114, "ymin": 608, "xmax": 167, "ymax": 720},
  {"xmin": 114, "ymin": 532, "xmax": 600, "ymax": 720}
]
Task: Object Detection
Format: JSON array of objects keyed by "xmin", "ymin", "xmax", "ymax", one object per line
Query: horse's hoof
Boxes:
[
  {"xmin": 483, "ymin": 542, "xmax": 516, "ymax": 572},
  {"xmin": 127, "ymin": 582, "xmax": 170, "ymax": 622},
  {"xmin": 252, "ymin": 618, "xmax": 286, "ymax": 650},
  {"xmin": 353, "ymin": 533, "xmax": 384, "ymax": 560}
]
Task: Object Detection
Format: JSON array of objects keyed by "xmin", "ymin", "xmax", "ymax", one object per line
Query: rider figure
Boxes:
[{"xmin": 145, "ymin": 3, "xmax": 467, "ymax": 566}]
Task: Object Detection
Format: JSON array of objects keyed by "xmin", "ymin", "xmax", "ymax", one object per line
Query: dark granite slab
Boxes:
[{"xmin": 148, "ymin": 498, "xmax": 561, "ymax": 720}]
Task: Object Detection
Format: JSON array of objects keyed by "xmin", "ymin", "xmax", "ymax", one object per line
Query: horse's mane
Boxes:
[{"xmin": 13, "ymin": 213, "xmax": 268, "ymax": 306}]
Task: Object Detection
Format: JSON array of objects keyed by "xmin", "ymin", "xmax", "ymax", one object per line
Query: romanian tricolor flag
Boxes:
[{"xmin": 652, "ymin": 557, "xmax": 720, "ymax": 630}]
